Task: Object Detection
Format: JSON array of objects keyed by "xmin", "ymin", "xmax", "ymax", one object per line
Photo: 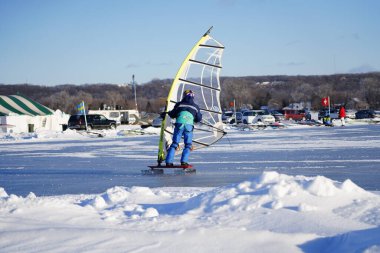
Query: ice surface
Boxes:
[{"xmin": 1, "ymin": 124, "xmax": 380, "ymax": 196}]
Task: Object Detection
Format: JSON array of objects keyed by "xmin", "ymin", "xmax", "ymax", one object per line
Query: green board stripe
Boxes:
[
  {"xmin": 8, "ymin": 96, "xmax": 39, "ymax": 116},
  {"xmin": 16, "ymin": 95, "xmax": 53, "ymax": 115},
  {"xmin": 0, "ymin": 97, "xmax": 25, "ymax": 115}
]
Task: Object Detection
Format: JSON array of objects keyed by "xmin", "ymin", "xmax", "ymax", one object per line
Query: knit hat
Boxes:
[{"xmin": 183, "ymin": 89, "xmax": 194, "ymax": 98}]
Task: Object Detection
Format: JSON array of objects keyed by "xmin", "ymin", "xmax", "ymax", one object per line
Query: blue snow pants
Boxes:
[{"xmin": 165, "ymin": 123, "xmax": 193, "ymax": 164}]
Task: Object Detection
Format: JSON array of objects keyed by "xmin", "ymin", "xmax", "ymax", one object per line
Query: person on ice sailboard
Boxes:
[
  {"xmin": 145, "ymin": 27, "xmax": 226, "ymax": 174},
  {"xmin": 165, "ymin": 89, "xmax": 202, "ymax": 167}
]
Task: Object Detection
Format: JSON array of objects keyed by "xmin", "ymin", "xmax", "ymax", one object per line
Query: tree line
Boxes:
[
  {"xmin": 1, "ymin": 73, "xmax": 379, "ymax": 115},
  {"xmin": 221, "ymin": 73, "xmax": 380, "ymax": 111}
]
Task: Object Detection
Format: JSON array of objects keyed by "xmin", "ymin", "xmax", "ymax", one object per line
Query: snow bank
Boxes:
[
  {"xmin": 0, "ymin": 119, "xmax": 374, "ymax": 141},
  {"xmin": 1, "ymin": 172, "xmax": 380, "ymax": 252},
  {"xmin": 84, "ymin": 186, "xmax": 162, "ymax": 220},
  {"xmin": 0, "ymin": 124, "xmax": 161, "ymax": 141},
  {"xmin": 180, "ymin": 172, "xmax": 374, "ymax": 218}
]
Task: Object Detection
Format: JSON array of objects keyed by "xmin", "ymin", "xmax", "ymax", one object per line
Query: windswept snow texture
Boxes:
[
  {"xmin": 1, "ymin": 124, "xmax": 380, "ymax": 196},
  {"xmin": 1, "ymin": 171, "xmax": 380, "ymax": 252}
]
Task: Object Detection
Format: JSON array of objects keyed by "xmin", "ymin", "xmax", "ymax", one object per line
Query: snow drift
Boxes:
[{"xmin": 1, "ymin": 171, "xmax": 380, "ymax": 252}]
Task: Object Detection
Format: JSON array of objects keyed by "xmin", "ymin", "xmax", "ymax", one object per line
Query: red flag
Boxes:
[
  {"xmin": 229, "ymin": 101, "xmax": 235, "ymax": 107},
  {"xmin": 321, "ymin": 97, "xmax": 329, "ymax": 107}
]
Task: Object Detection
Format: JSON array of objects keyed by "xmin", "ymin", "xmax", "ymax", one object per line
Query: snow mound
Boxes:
[
  {"xmin": 180, "ymin": 171, "xmax": 374, "ymax": 216},
  {"xmin": 0, "ymin": 125, "xmax": 160, "ymax": 141},
  {"xmin": 84, "ymin": 186, "xmax": 163, "ymax": 221},
  {"xmin": 306, "ymin": 175, "xmax": 338, "ymax": 196},
  {"xmin": 73, "ymin": 172, "xmax": 380, "ymax": 229},
  {"xmin": 0, "ymin": 187, "xmax": 9, "ymax": 198},
  {"xmin": 1, "ymin": 172, "xmax": 380, "ymax": 252}
]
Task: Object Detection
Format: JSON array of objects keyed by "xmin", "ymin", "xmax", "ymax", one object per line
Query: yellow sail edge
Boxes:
[{"xmin": 157, "ymin": 33, "xmax": 211, "ymax": 164}]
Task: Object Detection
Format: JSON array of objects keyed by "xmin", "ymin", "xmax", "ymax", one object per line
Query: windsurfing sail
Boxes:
[{"xmin": 157, "ymin": 26, "xmax": 226, "ymax": 164}]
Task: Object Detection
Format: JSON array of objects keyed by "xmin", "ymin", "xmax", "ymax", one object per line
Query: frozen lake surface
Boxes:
[{"xmin": 1, "ymin": 123, "xmax": 379, "ymax": 196}]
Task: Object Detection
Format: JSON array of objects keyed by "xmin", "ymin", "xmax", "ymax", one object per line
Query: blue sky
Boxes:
[{"xmin": 1, "ymin": 0, "xmax": 379, "ymax": 86}]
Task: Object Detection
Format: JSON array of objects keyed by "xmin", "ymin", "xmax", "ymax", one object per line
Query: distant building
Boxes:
[
  {"xmin": 0, "ymin": 95, "xmax": 69, "ymax": 133},
  {"xmin": 283, "ymin": 102, "xmax": 311, "ymax": 110}
]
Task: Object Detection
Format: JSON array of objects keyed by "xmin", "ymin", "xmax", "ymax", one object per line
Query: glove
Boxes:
[{"xmin": 160, "ymin": 112, "xmax": 167, "ymax": 118}]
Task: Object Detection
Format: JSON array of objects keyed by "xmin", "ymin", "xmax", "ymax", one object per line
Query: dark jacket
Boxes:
[{"xmin": 168, "ymin": 96, "xmax": 202, "ymax": 123}]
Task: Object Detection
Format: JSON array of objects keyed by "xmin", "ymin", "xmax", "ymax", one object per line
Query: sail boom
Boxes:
[
  {"xmin": 164, "ymin": 129, "xmax": 219, "ymax": 144},
  {"xmin": 195, "ymin": 125, "xmax": 225, "ymax": 134},
  {"xmin": 192, "ymin": 139, "xmax": 210, "ymax": 147},
  {"xmin": 199, "ymin": 121, "xmax": 227, "ymax": 133}
]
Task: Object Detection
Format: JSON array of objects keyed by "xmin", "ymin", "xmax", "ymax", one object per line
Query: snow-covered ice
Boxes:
[{"xmin": 1, "ymin": 122, "xmax": 380, "ymax": 252}]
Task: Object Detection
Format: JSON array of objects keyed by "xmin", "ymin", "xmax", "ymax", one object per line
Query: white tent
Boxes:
[{"xmin": 0, "ymin": 95, "xmax": 69, "ymax": 133}]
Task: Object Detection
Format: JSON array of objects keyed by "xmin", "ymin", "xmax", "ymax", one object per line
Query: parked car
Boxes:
[
  {"xmin": 68, "ymin": 114, "xmax": 117, "ymax": 130},
  {"xmin": 231, "ymin": 112, "xmax": 243, "ymax": 124},
  {"xmin": 257, "ymin": 111, "xmax": 276, "ymax": 124},
  {"xmin": 222, "ymin": 111, "xmax": 242, "ymax": 124},
  {"xmin": 242, "ymin": 110, "xmax": 275, "ymax": 125},
  {"xmin": 345, "ymin": 109, "xmax": 357, "ymax": 119},
  {"xmin": 222, "ymin": 111, "xmax": 233, "ymax": 123},
  {"xmin": 242, "ymin": 110, "xmax": 260, "ymax": 124},
  {"xmin": 270, "ymin": 110, "xmax": 285, "ymax": 122},
  {"xmin": 355, "ymin": 110, "xmax": 380, "ymax": 119},
  {"xmin": 283, "ymin": 109, "xmax": 307, "ymax": 121},
  {"xmin": 152, "ymin": 116, "xmax": 163, "ymax": 127},
  {"xmin": 305, "ymin": 111, "xmax": 319, "ymax": 121},
  {"xmin": 318, "ymin": 109, "xmax": 339, "ymax": 120}
]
